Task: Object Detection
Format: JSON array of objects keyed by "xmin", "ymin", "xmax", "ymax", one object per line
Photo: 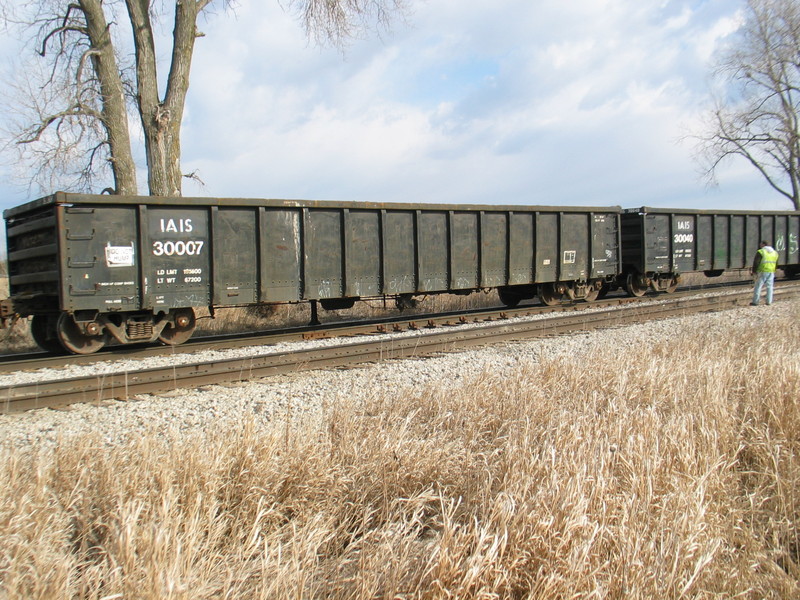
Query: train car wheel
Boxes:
[
  {"xmin": 583, "ymin": 286, "xmax": 600, "ymax": 302},
  {"xmin": 538, "ymin": 283, "xmax": 562, "ymax": 306},
  {"xmin": 498, "ymin": 287, "xmax": 521, "ymax": 308},
  {"xmin": 625, "ymin": 274, "xmax": 648, "ymax": 297},
  {"xmin": 30, "ymin": 315, "xmax": 65, "ymax": 353},
  {"xmin": 158, "ymin": 308, "xmax": 197, "ymax": 346},
  {"xmin": 665, "ymin": 277, "xmax": 680, "ymax": 293},
  {"xmin": 56, "ymin": 313, "xmax": 108, "ymax": 354}
]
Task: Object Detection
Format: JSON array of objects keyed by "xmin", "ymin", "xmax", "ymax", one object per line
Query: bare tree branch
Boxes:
[
  {"xmin": 696, "ymin": 0, "xmax": 800, "ymax": 210},
  {"xmin": 287, "ymin": 0, "xmax": 410, "ymax": 49},
  {"xmin": 2, "ymin": 0, "xmax": 410, "ymax": 197},
  {"xmin": 38, "ymin": 4, "xmax": 87, "ymax": 56}
]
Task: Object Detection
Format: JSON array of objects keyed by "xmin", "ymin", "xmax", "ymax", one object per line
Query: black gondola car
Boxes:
[
  {"xmin": 1, "ymin": 192, "xmax": 622, "ymax": 353},
  {"xmin": 620, "ymin": 207, "xmax": 800, "ymax": 296}
]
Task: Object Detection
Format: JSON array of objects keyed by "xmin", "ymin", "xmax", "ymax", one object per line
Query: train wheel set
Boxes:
[
  {"xmin": 20, "ymin": 308, "xmax": 198, "ymax": 355},
  {"xmin": 2, "ymin": 193, "xmax": 798, "ymax": 354}
]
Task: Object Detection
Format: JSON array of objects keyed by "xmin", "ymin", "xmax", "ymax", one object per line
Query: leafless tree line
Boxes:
[
  {"xmin": 3, "ymin": 1, "xmax": 798, "ymax": 208},
  {"xmin": 698, "ymin": 0, "xmax": 800, "ymax": 210},
  {"xmin": 0, "ymin": 0, "xmax": 409, "ymax": 197}
]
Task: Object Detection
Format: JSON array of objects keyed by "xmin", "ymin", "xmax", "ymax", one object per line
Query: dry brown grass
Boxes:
[
  {"xmin": 1, "ymin": 305, "xmax": 799, "ymax": 598},
  {"xmin": 0, "ymin": 278, "xmax": 35, "ymax": 353}
]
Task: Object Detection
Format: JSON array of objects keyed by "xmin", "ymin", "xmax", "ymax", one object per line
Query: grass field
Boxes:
[{"xmin": 1, "ymin": 302, "xmax": 798, "ymax": 598}]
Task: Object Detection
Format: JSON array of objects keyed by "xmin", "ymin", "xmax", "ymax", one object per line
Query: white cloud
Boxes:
[
  {"xmin": 0, "ymin": 0, "xmax": 792, "ymax": 213},
  {"xmin": 693, "ymin": 10, "xmax": 745, "ymax": 63}
]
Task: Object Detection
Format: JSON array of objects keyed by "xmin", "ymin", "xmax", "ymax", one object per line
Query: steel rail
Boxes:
[
  {"xmin": 0, "ymin": 293, "xmax": 632, "ymax": 371},
  {"xmin": 0, "ymin": 278, "xmax": 785, "ymax": 374},
  {"xmin": 2, "ymin": 286, "xmax": 796, "ymax": 414}
]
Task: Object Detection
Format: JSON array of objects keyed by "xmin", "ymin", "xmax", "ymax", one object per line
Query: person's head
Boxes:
[{"xmin": 760, "ymin": 241, "xmax": 769, "ymax": 248}]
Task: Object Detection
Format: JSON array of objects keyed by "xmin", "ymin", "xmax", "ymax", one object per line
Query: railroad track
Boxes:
[
  {"xmin": 3, "ymin": 284, "xmax": 797, "ymax": 414},
  {"xmin": 0, "ymin": 278, "xmax": 769, "ymax": 374}
]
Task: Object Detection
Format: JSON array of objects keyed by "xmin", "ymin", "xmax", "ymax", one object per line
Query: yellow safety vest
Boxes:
[{"xmin": 757, "ymin": 248, "xmax": 779, "ymax": 273}]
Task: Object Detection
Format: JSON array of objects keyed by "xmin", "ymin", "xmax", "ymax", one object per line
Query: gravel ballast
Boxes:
[
  {"xmin": 0, "ymin": 287, "xmax": 756, "ymax": 387},
  {"xmin": 1, "ymin": 297, "xmax": 797, "ymax": 451}
]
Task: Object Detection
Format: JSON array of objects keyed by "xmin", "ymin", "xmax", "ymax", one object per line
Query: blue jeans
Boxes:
[{"xmin": 752, "ymin": 272, "xmax": 775, "ymax": 305}]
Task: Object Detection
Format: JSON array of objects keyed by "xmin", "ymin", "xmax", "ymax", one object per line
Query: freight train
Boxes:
[{"xmin": 1, "ymin": 192, "xmax": 798, "ymax": 354}]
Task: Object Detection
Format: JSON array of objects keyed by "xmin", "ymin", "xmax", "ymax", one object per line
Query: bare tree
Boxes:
[
  {"xmin": 697, "ymin": 0, "xmax": 800, "ymax": 211},
  {"xmin": 1, "ymin": 0, "xmax": 409, "ymax": 197},
  {"xmin": 2, "ymin": 0, "xmax": 138, "ymax": 195},
  {"xmin": 126, "ymin": 0, "xmax": 213, "ymax": 196}
]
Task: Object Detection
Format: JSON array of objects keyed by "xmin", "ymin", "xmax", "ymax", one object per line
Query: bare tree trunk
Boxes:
[
  {"xmin": 698, "ymin": 0, "xmax": 800, "ymax": 211},
  {"xmin": 127, "ymin": 0, "xmax": 211, "ymax": 197},
  {"xmin": 3, "ymin": 0, "xmax": 408, "ymax": 198},
  {"xmin": 79, "ymin": 0, "xmax": 138, "ymax": 195}
]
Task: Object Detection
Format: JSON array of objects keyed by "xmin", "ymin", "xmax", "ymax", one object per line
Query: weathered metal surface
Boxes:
[
  {"xmin": 5, "ymin": 206, "xmax": 60, "ymax": 315},
  {"xmin": 509, "ymin": 212, "xmax": 534, "ymax": 284},
  {"xmin": 4, "ymin": 193, "xmax": 626, "ymax": 317},
  {"xmin": 303, "ymin": 208, "xmax": 342, "ymax": 300},
  {"xmin": 261, "ymin": 208, "xmax": 301, "ymax": 302},
  {"xmin": 345, "ymin": 210, "xmax": 380, "ymax": 298},
  {"xmin": 450, "ymin": 211, "xmax": 478, "ymax": 290},
  {"xmin": 534, "ymin": 213, "xmax": 557, "ymax": 282},
  {"xmin": 141, "ymin": 205, "xmax": 210, "ymax": 309},
  {"xmin": 10, "ymin": 192, "xmax": 800, "ymax": 326},
  {"xmin": 60, "ymin": 205, "xmax": 140, "ymax": 312},
  {"xmin": 418, "ymin": 211, "xmax": 448, "ymax": 292},
  {"xmin": 3, "ymin": 191, "xmax": 623, "ymax": 216},
  {"xmin": 591, "ymin": 212, "xmax": 620, "ymax": 278},
  {"xmin": 383, "ymin": 211, "xmax": 415, "ymax": 295},
  {"xmin": 212, "ymin": 207, "xmax": 258, "ymax": 306},
  {"xmin": 622, "ymin": 207, "xmax": 800, "ymax": 275},
  {"xmin": 480, "ymin": 212, "xmax": 507, "ymax": 287}
]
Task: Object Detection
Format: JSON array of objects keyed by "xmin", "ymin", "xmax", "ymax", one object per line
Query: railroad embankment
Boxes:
[{"xmin": 0, "ymin": 298, "xmax": 798, "ymax": 598}]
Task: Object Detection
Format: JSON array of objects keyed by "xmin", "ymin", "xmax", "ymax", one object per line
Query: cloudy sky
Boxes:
[{"xmin": 0, "ymin": 0, "xmax": 791, "ymax": 217}]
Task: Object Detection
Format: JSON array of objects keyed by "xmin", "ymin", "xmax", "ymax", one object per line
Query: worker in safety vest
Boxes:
[{"xmin": 751, "ymin": 240, "xmax": 779, "ymax": 305}]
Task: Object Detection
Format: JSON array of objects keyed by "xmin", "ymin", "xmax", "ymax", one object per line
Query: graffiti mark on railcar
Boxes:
[
  {"xmin": 388, "ymin": 276, "xmax": 412, "ymax": 292},
  {"xmin": 318, "ymin": 280, "xmax": 332, "ymax": 298},
  {"xmin": 776, "ymin": 233, "xmax": 800, "ymax": 255}
]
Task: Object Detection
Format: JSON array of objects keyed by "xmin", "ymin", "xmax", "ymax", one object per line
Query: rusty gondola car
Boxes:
[
  {"xmin": 0, "ymin": 192, "xmax": 623, "ymax": 353},
  {"xmin": 620, "ymin": 207, "xmax": 800, "ymax": 296}
]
